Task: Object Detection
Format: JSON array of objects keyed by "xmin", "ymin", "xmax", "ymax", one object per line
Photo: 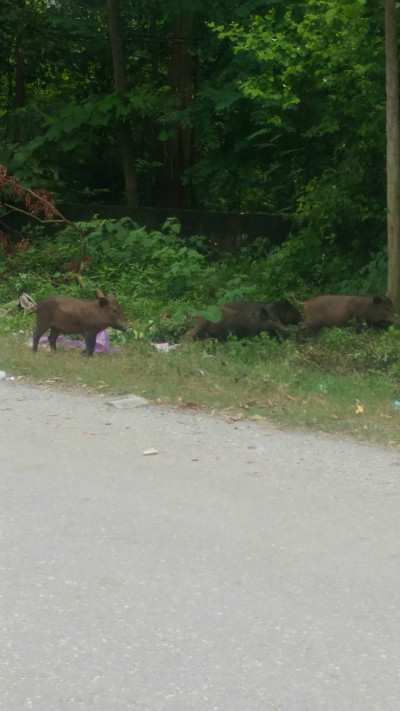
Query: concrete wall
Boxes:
[{"xmin": 58, "ymin": 204, "xmax": 294, "ymax": 251}]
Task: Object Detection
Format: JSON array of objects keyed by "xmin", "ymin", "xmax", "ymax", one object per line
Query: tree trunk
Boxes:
[
  {"xmin": 106, "ymin": 0, "xmax": 138, "ymax": 207},
  {"xmin": 15, "ymin": 47, "xmax": 25, "ymax": 110},
  {"xmin": 15, "ymin": 0, "xmax": 25, "ymax": 110},
  {"xmin": 150, "ymin": 18, "xmax": 158, "ymax": 84},
  {"xmin": 164, "ymin": 12, "xmax": 193, "ymax": 208},
  {"xmin": 385, "ymin": 0, "xmax": 400, "ymax": 312},
  {"xmin": 13, "ymin": 0, "xmax": 26, "ymax": 142}
]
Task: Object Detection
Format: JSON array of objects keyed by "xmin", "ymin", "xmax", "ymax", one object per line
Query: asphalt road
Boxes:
[{"xmin": 1, "ymin": 380, "xmax": 400, "ymax": 711}]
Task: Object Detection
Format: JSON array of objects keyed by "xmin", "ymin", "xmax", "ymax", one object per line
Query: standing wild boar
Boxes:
[
  {"xmin": 225, "ymin": 298, "xmax": 301, "ymax": 326},
  {"xmin": 184, "ymin": 305, "xmax": 289, "ymax": 341},
  {"xmin": 32, "ymin": 292, "xmax": 128, "ymax": 355},
  {"xmin": 298, "ymin": 294, "xmax": 394, "ymax": 336}
]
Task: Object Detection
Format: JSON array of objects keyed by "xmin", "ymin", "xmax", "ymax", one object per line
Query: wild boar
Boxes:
[
  {"xmin": 184, "ymin": 305, "xmax": 289, "ymax": 342},
  {"xmin": 32, "ymin": 292, "xmax": 128, "ymax": 356},
  {"xmin": 298, "ymin": 294, "xmax": 395, "ymax": 336},
  {"xmin": 225, "ymin": 298, "xmax": 301, "ymax": 326}
]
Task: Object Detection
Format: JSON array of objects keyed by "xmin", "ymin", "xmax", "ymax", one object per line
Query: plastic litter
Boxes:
[
  {"xmin": 151, "ymin": 342, "xmax": 178, "ymax": 353},
  {"xmin": 109, "ymin": 395, "xmax": 149, "ymax": 409},
  {"xmin": 392, "ymin": 400, "xmax": 400, "ymax": 411},
  {"xmin": 355, "ymin": 400, "xmax": 364, "ymax": 415},
  {"xmin": 18, "ymin": 293, "xmax": 37, "ymax": 314},
  {"xmin": 29, "ymin": 330, "xmax": 120, "ymax": 354},
  {"xmin": 0, "ymin": 370, "xmax": 6, "ymax": 381}
]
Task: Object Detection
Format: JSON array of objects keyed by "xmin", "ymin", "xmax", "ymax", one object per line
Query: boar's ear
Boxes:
[
  {"xmin": 97, "ymin": 290, "xmax": 109, "ymax": 307},
  {"xmin": 373, "ymin": 295, "xmax": 383, "ymax": 304}
]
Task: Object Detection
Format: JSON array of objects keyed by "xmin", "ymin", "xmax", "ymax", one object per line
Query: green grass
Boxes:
[{"xmin": 1, "ymin": 322, "xmax": 400, "ymax": 447}]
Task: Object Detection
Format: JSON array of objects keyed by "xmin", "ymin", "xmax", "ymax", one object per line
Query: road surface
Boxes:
[{"xmin": 1, "ymin": 381, "xmax": 400, "ymax": 710}]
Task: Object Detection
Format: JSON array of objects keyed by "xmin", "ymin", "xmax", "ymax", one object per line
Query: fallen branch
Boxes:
[{"xmin": 0, "ymin": 164, "xmax": 86, "ymax": 265}]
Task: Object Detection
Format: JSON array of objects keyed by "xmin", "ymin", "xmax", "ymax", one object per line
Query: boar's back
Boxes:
[{"xmin": 225, "ymin": 299, "xmax": 301, "ymax": 325}]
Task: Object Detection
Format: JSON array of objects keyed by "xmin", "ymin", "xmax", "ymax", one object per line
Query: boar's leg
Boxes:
[
  {"xmin": 83, "ymin": 332, "xmax": 97, "ymax": 356},
  {"xmin": 32, "ymin": 325, "xmax": 47, "ymax": 353},
  {"xmin": 48, "ymin": 327, "xmax": 61, "ymax": 350},
  {"xmin": 257, "ymin": 307, "xmax": 288, "ymax": 341},
  {"xmin": 297, "ymin": 323, "xmax": 321, "ymax": 340}
]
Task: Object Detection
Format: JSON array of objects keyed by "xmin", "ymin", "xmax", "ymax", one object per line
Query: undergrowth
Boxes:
[{"xmin": 1, "ymin": 216, "xmax": 399, "ymax": 446}]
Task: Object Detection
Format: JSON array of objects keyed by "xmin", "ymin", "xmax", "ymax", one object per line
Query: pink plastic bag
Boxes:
[{"xmin": 30, "ymin": 330, "xmax": 120, "ymax": 354}]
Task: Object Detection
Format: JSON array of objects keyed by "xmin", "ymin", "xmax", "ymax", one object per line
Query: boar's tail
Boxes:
[{"xmin": 291, "ymin": 293, "xmax": 306, "ymax": 307}]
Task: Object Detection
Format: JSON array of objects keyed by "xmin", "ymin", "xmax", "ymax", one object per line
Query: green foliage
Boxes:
[
  {"xmin": 0, "ymin": 0, "xmax": 392, "ymax": 335},
  {"xmin": 191, "ymin": 305, "xmax": 223, "ymax": 322},
  {"xmin": 79, "ymin": 218, "xmax": 218, "ymax": 301},
  {"xmin": 0, "ymin": 0, "xmax": 387, "ymax": 233},
  {"xmin": 211, "ymin": 0, "xmax": 386, "ymax": 240}
]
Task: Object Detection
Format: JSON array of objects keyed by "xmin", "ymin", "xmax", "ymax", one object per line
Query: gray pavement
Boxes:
[{"xmin": 1, "ymin": 381, "xmax": 400, "ymax": 710}]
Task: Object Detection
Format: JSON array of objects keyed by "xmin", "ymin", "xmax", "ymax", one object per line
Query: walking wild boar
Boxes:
[
  {"xmin": 225, "ymin": 298, "xmax": 301, "ymax": 326},
  {"xmin": 184, "ymin": 305, "xmax": 289, "ymax": 341},
  {"xmin": 32, "ymin": 291, "xmax": 128, "ymax": 356},
  {"xmin": 298, "ymin": 294, "xmax": 394, "ymax": 336}
]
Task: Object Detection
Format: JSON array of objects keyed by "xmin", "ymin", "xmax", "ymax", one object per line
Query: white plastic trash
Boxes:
[
  {"xmin": 151, "ymin": 342, "xmax": 178, "ymax": 353},
  {"xmin": 0, "ymin": 371, "xmax": 6, "ymax": 381}
]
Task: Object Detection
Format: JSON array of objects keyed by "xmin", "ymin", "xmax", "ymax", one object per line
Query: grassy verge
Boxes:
[{"xmin": 1, "ymin": 323, "xmax": 400, "ymax": 447}]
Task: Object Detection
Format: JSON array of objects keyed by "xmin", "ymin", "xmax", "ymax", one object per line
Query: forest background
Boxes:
[{"xmin": 0, "ymin": 0, "xmax": 393, "ymax": 308}]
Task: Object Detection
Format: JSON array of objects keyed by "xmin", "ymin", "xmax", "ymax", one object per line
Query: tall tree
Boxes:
[
  {"xmin": 164, "ymin": 11, "xmax": 194, "ymax": 208},
  {"xmin": 106, "ymin": 0, "xmax": 139, "ymax": 206},
  {"xmin": 385, "ymin": 0, "xmax": 400, "ymax": 311},
  {"xmin": 15, "ymin": 0, "xmax": 25, "ymax": 111}
]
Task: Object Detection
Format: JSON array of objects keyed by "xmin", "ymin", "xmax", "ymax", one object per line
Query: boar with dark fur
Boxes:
[
  {"xmin": 225, "ymin": 298, "xmax": 301, "ymax": 326},
  {"xmin": 184, "ymin": 305, "xmax": 289, "ymax": 342}
]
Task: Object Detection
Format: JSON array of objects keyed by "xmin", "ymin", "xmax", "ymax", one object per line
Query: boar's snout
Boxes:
[
  {"xmin": 368, "ymin": 295, "xmax": 395, "ymax": 325},
  {"xmin": 101, "ymin": 295, "xmax": 129, "ymax": 331},
  {"xmin": 110, "ymin": 314, "xmax": 128, "ymax": 331}
]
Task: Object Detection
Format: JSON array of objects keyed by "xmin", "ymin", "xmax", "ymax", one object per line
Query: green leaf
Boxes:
[
  {"xmin": 191, "ymin": 305, "xmax": 223, "ymax": 323},
  {"xmin": 325, "ymin": 7, "xmax": 338, "ymax": 24}
]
